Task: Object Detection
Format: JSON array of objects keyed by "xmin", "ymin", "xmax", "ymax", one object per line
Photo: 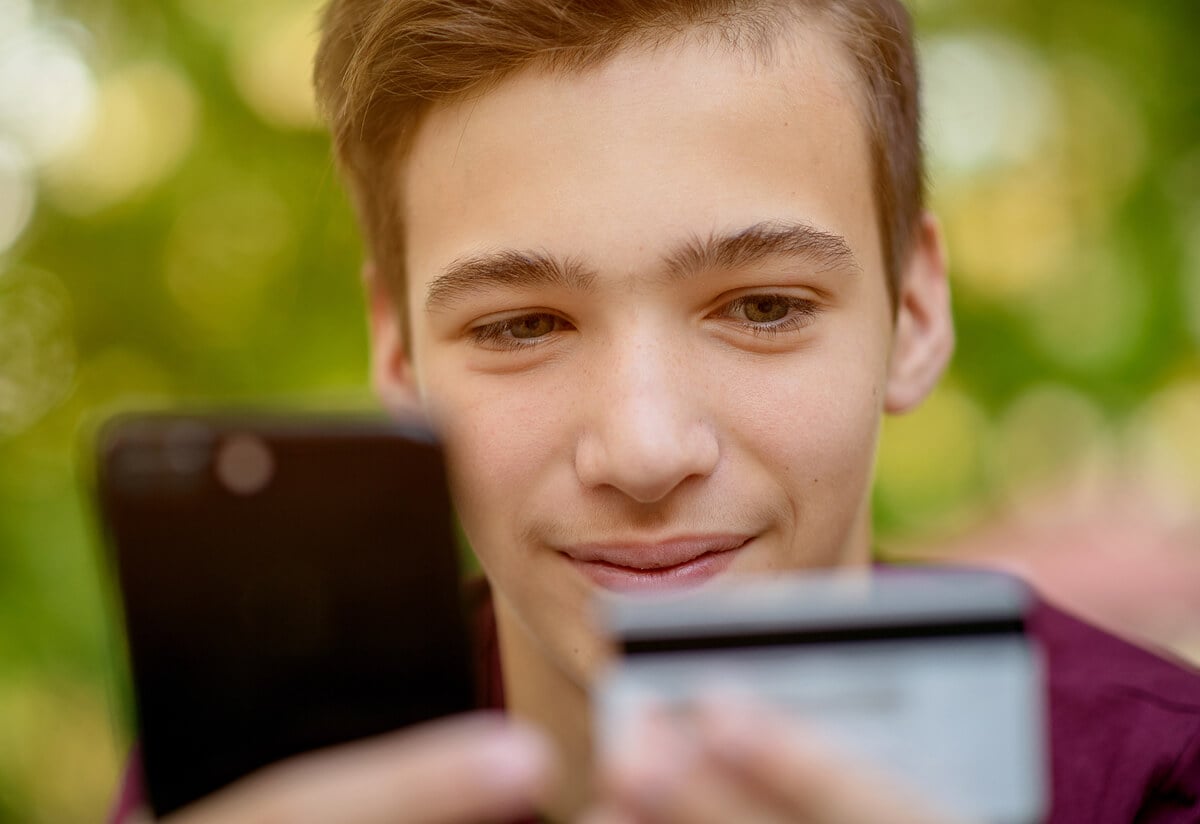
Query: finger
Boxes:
[
  {"xmin": 166, "ymin": 712, "xmax": 552, "ymax": 824},
  {"xmin": 693, "ymin": 694, "xmax": 966, "ymax": 824},
  {"xmin": 625, "ymin": 758, "xmax": 794, "ymax": 824},
  {"xmin": 600, "ymin": 709, "xmax": 790, "ymax": 824},
  {"xmin": 575, "ymin": 802, "xmax": 642, "ymax": 824}
]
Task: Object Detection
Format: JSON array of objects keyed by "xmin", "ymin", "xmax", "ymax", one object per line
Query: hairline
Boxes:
[{"xmin": 337, "ymin": 6, "xmax": 898, "ymax": 336}]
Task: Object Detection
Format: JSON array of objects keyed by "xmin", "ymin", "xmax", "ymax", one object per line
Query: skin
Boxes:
[
  {"xmin": 151, "ymin": 17, "xmax": 954, "ymax": 824},
  {"xmin": 142, "ymin": 714, "xmax": 553, "ymax": 824},
  {"xmin": 377, "ymin": 22, "xmax": 953, "ymax": 821}
]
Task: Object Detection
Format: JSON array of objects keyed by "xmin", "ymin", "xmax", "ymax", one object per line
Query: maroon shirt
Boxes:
[
  {"xmin": 109, "ymin": 588, "xmax": 1200, "ymax": 823},
  {"xmin": 1024, "ymin": 600, "xmax": 1200, "ymax": 822}
]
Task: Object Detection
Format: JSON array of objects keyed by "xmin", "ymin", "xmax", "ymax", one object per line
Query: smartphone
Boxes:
[
  {"xmin": 95, "ymin": 412, "xmax": 476, "ymax": 817},
  {"xmin": 595, "ymin": 567, "xmax": 1047, "ymax": 824}
]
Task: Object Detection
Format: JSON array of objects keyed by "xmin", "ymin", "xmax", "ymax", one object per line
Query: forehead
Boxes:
[{"xmin": 401, "ymin": 22, "xmax": 879, "ymax": 288}]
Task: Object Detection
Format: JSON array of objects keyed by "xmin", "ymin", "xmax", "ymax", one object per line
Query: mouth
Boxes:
[{"xmin": 562, "ymin": 535, "xmax": 751, "ymax": 593}]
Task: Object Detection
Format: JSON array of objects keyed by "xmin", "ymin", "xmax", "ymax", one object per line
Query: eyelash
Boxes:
[
  {"xmin": 468, "ymin": 294, "xmax": 819, "ymax": 350},
  {"xmin": 469, "ymin": 314, "xmax": 573, "ymax": 351},
  {"xmin": 718, "ymin": 295, "xmax": 819, "ymax": 338}
]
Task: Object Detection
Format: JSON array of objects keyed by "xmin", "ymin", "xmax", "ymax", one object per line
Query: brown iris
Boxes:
[
  {"xmin": 743, "ymin": 297, "xmax": 789, "ymax": 323},
  {"xmin": 510, "ymin": 313, "xmax": 557, "ymax": 339}
]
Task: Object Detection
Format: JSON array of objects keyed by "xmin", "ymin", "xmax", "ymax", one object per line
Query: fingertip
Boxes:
[
  {"xmin": 692, "ymin": 689, "xmax": 771, "ymax": 759},
  {"xmin": 603, "ymin": 709, "xmax": 700, "ymax": 812},
  {"xmin": 576, "ymin": 803, "xmax": 639, "ymax": 824},
  {"xmin": 473, "ymin": 722, "xmax": 555, "ymax": 794}
]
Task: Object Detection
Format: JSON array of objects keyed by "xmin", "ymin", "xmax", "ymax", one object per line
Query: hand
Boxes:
[
  {"xmin": 584, "ymin": 694, "xmax": 967, "ymax": 824},
  {"xmin": 127, "ymin": 712, "xmax": 552, "ymax": 824}
]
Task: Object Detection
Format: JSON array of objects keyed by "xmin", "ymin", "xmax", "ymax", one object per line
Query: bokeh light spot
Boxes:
[
  {"xmin": 0, "ymin": 266, "xmax": 76, "ymax": 437},
  {"xmin": 1127, "ymin": 379, "xmax": 1200, "ymax": 510},
  {"xmin": 1055, "ymin": 58, "xmax": 1146, "ymax": 206},
  {"xmin": 1025, "ymin": 247, "xmax": 1147, "ymax": 372},
  {"xmin": 176, "ymin": 0, "xmax": 261, "ymax": 35},
  {"xmin": 0, "ymin": 0, "xmax": 33, "ymax": 39},
  {"xmin": 922, "ymin": 34, "xmax": 1057, "ymax": 179},
  {"xmin": 941, "ymin": 165, "xmax": 1078, "ymax": 299},
  {"xmin": 932, "ymin": 52, "xmax": 1145, "ymax": 307},
  {"xmin": 1179, "ymin": 205, "xmax": 1200, "ymax": 351},
  {"xmin": 0, "ymin": 139, "xmax": 33, "ymax": 255},
  {"xmin": 992, "ymin": 384, "xmax": 1109, "ymax": 502},
  {"xmin": 44, "ymin": 60, "xmax": 197, "ymax": 213},
  {"xmin": 0, "ymin": 20, "xmax": 96, "ymax": 164},
  {"xmin": 876, "ymin": 384, "xmax": 989, "ymax": 527},
  {"xmin": 230, "ymin": 4, "xmax": 322, "ymax": 130},
  {"xmin": 0, "ymin": 677, "xmax": 120, "ymax": 822}
]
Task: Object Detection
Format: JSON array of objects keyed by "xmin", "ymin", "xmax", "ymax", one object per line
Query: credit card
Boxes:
[{"xmin": 594, "ymin": 568, "xmax": 1046, "ymax": 824}]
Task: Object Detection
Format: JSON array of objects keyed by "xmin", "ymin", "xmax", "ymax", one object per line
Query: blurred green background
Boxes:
[{"xmin": 0, "ymin": 0, "xmax": 1196, "ymax": 820}]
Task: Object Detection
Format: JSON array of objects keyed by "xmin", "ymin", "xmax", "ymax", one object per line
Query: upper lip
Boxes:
[{"xmin": 562, "ymin": 535, "xmax": 751, "ymax": 570}]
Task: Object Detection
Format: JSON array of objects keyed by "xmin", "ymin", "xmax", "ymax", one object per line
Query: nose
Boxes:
[{"xmin": 574, "ymin": 336, "xmax": 719, "ymax": 503}]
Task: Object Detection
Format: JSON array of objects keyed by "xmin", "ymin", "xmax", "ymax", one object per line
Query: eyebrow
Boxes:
[
  {"xmin": 424, "ymin": 220, "xmax": 858, "ymax": 311},
  {"xmin": 425, "ymin": 250, "xmax": 596, "ymax": 311},
  {"xmin": 664, "ymin": 220, "xmax": 861, "ymax": 280}
]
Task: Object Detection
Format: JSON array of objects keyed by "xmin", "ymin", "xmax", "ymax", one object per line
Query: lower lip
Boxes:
[{"xmin": 567, "ymin": 546, "xmax": 744, "ymax": 593}]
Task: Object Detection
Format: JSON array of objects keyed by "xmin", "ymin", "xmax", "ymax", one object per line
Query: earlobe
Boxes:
[
  {"xmin": 363, "ymin": 262, "xmax": 421, "ymax": 415},
  {"xmin": 884, "ymin": 212, "xmax": 955, "ymax": 414}
]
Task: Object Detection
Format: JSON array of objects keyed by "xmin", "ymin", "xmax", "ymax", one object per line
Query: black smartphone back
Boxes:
[{"xmin": 96, "ymin": 413, "xmax": 476, "ymax": 817}]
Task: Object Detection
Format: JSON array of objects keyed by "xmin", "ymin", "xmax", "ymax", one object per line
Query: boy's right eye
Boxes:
[
  {"xmin": 469, "ymin": 312, "xmax": 573, "ymax": 349},
  {"xmin": 507, "ymin": 314, "xmax": 560, "ymax": 339}
]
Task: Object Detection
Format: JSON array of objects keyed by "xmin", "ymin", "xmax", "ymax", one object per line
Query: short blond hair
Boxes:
[{"xmin": 314, "ymin": 0, "xmax": 924, "ymax": 317}]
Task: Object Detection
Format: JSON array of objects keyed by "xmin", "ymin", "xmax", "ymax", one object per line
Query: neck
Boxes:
[{"xmin": 494, "ymin": 596, "xmax": 595, "ymax": 822}]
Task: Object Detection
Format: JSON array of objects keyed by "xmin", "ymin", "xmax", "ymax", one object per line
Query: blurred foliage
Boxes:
[{"xmin": 0, "ymin": 0, "xmax": 1196, "ymax": 820}]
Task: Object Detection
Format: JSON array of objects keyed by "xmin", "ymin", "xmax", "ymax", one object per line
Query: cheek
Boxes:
[
  {"xmin": 721, "ymin": 338, "xmax": 888, "ymax": 512},
  {"xmin": 423, "ymin": 362, "xmax": 604, "ymax": 681},
  {"xmin": 749, "ymin": 386, "xmax": 881, "ymax": 492},
  {"xmin": 423, "ymin": 364, "xmax": 572, "ymax": 547}
]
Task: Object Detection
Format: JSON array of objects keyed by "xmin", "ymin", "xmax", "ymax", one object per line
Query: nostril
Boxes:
[{"xmin": 574, "ymin": 423, "xmax": 719, "ymax": 503}]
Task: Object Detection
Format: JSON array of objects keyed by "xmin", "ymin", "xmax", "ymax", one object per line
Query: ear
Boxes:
[
  {"xmin": 884, "ymin": 212, "xmax": 955, "ymax": 414},
  {"xmin": 363, "ymin": 261, "xmax": 421, "ymax": 415}
]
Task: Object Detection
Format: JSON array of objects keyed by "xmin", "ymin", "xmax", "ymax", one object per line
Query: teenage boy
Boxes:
[{"xmin": 112, "ymin": 1, "xmax": 1200, "ymax": 822}]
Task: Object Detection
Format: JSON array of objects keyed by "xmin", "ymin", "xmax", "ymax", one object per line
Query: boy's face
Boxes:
[{"xmin": 373, "ymin": 27, "xmax": 949, "ymax": 686}]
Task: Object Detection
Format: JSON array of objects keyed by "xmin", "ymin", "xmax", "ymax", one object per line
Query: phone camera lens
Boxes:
[{"xmin": 215, "ymin": 435, "xmax": 274, "ymax": 495}]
